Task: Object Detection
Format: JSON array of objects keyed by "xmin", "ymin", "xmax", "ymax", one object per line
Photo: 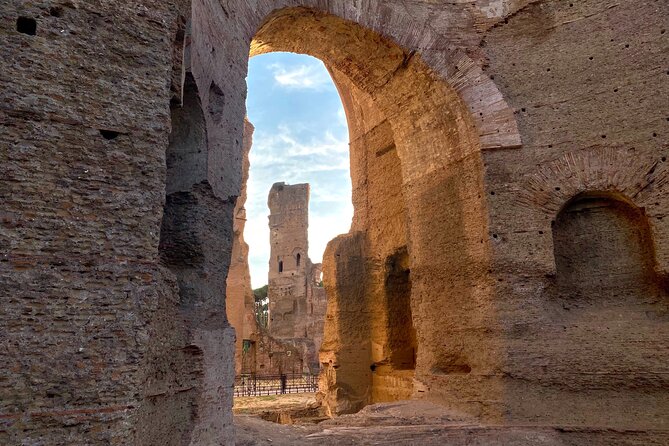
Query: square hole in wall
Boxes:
[{"xmin": 17, "ymin": 17, "xmax": 37, "ymax": 35}]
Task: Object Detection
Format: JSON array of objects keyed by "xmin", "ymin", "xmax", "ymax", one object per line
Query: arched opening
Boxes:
[
  {"xmin": 238, "ymin": 52, "xmax": 350, "ymax": 385},
  {"xmin": 245, "ymin": 6, "xmax": 489, "ymax": 417}
]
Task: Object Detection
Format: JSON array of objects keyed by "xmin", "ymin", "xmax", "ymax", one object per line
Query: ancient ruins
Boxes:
[
  {"xmin": 1, "ymin": 0, "xmax": 668, "ymax": 445},
  {"xmin": 267, "ymin": 182, "xmax": 327, "ymax": 373},
  {"xmin": 225, "ymin": 126, "xmax": 319, "ymax": 380}
]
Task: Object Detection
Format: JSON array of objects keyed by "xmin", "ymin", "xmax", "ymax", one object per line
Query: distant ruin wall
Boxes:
[
  {"xmin": 267, "ymin": 183, "xmax": 327, "ymax": 373},
  {"xmin": 225, "ymin": 119, "xmax": 257, "ymax": 375},
  {"xmin": 225, "ymin": 129, "xmax": 322, "ymax": 377}
]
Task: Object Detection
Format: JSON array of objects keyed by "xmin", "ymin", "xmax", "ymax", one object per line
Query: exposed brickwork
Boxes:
[{"xmin": 1, "ymin": 0, "xmax": 667, "ymax": 444}]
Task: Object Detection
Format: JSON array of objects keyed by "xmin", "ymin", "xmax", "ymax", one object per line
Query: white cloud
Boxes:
[
  {"xmin": 271, "ymin": 63, "xmax": 333, "ymax": 90},
  {"xmin": 249, "ymin": 125, "xmax": 349, "ymax": 169}
]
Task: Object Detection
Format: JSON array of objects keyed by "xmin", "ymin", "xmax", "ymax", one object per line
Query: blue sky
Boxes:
[{"xmin": 245, "ymin": 52, "xmax": 353, "ymax": 288}]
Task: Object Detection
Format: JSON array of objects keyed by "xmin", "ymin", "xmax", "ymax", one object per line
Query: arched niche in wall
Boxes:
[
  {"xmin": 552, "ymin": 191, "xmax": 658, "ymax": 295},
  {"xmin": 546, "ymin": 190, "xmax": 669, "ymax": 420}
]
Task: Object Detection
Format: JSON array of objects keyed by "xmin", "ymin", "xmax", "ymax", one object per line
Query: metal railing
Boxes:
[{"xmin": 234, "ymin": 373, "xmax": 318, "ymax": 397}]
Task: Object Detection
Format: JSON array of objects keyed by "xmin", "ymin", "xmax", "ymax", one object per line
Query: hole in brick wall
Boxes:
[
  {"xmin": 16, "ymin": 17, "xmax": 37, "ymax": 35},
  {"xmin": 99, "ymin": 129, "xmax": 120, "ymax": 140},
  {"xmin": 653, "ymin": 133, "xmax": 657, "ymax": 137},
  {"xmin": 279, "ymin": 260, "xmax": 283, "ymax": 273},
  {"xmin": 625, "ymin": 44, "xmax": 630, "ymax": 48},
  {"xmin": 49, "ymin": 6, "xmax": 64, "ymax": 17},
  {"xmin": 384, "ymin": 247, "xmax": 416, "ymax": 371},
  {"xmin": 589, "ymin": 56, "xmax": 594, "ymax": 60}
]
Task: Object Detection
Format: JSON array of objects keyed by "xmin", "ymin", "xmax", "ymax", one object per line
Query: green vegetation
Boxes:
[{"xmin": 253, "ymin": 285, "xmax": 269, "ymax": 328}]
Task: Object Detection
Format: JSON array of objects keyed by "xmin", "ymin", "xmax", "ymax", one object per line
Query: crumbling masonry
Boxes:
[
  {"xmin": 225, "ymin": 130, "xmax": 324, "ymax": 377},
  {"xmin": 267, "ymin": 182, "xmax": 327, "ymax": 373},
  {"xmin": 1, "ymin": 1, "xmax": 668, "ymax": 445}
]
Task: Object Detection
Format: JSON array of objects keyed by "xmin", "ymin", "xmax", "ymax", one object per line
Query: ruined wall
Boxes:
[
  {"xmin": 305, "ymin": 262, "xmax": 327, "ymax": 363},
  {"xmin": 225, "ymin": 119, "xmax": 257, "ymax": 375},
  {"xmin": 0, "ymin": 1, "xmax": 232, "ymax": 445},
  {"xmin": 267, "ymin": 182, "xmax": 326, "ymax": 372},
  {"xmin": 319, "ymin": 68, "xmax": 416, "ymax": 409},
  {"xmin": 2, "ymin": 0, "xmax": 668, "ymax": 444},
  {"xmin": 268, "ymin": 182, "xmax": 310, "ymax": 339},
  {"xmin": 226, "ymin": 127, "xmax": 319, "ymax": 377},
  {"xmin": 478, "ymin": 0, "xmax": 669, "ymax": 428},
  {"xmin": 0, "ymin": 0, "xmax": 239, "ymax": 444}
]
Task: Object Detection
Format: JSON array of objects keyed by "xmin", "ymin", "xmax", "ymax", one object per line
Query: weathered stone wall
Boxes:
[
  {"xmin": 321, "ymin": 68, "xmax": 416, "ymax": 408},
  {"xmin": 2, "ymin": 0, "xmax": 667, "ymax": 444},
  {"xmin": 226, "ymin": 118, "xmax": 257, "ymax": 375},
  {"xmin": 268, "ymin": 182, "xmax": 310, "ymax": 339},
  {"xmin": 478, "ymin": 0, "xmax": 669, "ymax": 428},
  {"xmin": 0, "ymin": 0, "xmax": 239, "ymax": 444}
]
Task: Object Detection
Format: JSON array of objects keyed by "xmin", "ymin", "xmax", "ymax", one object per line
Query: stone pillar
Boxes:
[{"xmin": 225, "ymin": 119, "xmax": 257, "ymax": 375}]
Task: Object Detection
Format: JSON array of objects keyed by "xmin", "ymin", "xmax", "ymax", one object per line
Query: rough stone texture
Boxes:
[
  {"xmin": 226, "ymin": 119, "xmax": 257, "ymax": 375},
  {"xmin": 236, "ymin": 400, "xmax": 669, "ymax": 446},
  {"xmin": 1, "ymin": 0, "xmax": 668, "ymax": 444},
  {"xmin": 267, "ymin": 182, "xmax": 327, "ymax": 373}
]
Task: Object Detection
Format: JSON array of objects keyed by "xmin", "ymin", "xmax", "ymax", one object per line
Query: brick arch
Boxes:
[
  {"xmin": 189, "ymin": 0, "xmax": 520, "ymax": 422},
  {"xmin": 519, "ymin": 147, "xmax": 669, "ymax": 274},
  {"xmin": 239, "ymin": 4, "xmax": 505, "ymax": 416},
  {"xmin": 248, "ymin": 3, "xmax": 520, "ymax": 151}
]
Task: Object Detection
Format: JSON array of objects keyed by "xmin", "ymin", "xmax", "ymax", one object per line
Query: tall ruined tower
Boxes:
[
  {"xmin": 267, "ymin": 183, "xmax": 326, "ymax": 372},
  {"xmin": 268, "ymin": 182, "xmax": 310, "ymax": 339}
]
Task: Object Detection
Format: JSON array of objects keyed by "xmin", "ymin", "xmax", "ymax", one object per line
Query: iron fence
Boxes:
[{"xmin": 234, "ymin": 373, "xmax": 318, "ymax": 397}]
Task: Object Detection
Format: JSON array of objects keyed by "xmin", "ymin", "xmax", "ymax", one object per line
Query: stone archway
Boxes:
[
  {"xmin": 239, "ymin": 6, "xmax": 503, "ymax": 417},
  {"xmin": 187, "ymin": 0, "xmax": 521, "ymax": 438}
]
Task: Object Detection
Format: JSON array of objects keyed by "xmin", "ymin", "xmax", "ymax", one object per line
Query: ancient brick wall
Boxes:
[
  {"xmin": 226, "ymin": 119, "xmax": 257, "ymax": 375},
  {"xmin": 478, "ymin": 0, "xmax": 669, "ymax": 427},
  {"xmin": 1, "ymin": 0, "xmax": 237, "ymax": 444},
  {"xmin": 2, "ymin": 0, "xmax": 667, "ymax": 444}
]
